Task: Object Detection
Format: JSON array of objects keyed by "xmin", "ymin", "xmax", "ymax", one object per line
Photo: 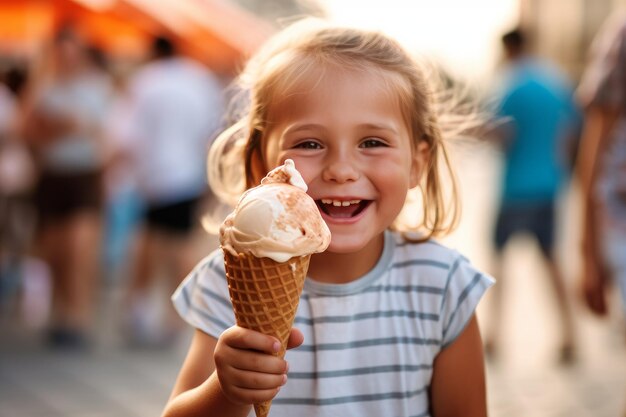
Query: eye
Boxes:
[
  {"xmin": 360, "ymin": 138, "xmax": 387, "ymax": 148},
  {"xmin": 294, "ymin": 140, "xmax": 323, "ymax": 150}
]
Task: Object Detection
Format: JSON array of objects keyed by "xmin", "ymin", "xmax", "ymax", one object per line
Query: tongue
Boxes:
[{"xmin": 324, "ymin": 204, "xmax": 360, "ymax": 218}]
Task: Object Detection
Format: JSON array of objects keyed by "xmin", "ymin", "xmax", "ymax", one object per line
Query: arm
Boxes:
[
  {"xmin": 21, "ymin": 102, "xmax": 82, "ymax": 146},
  {"xmin": 429, "ymin": 315, "xmax": 487, "ymax": 417},
  {"xmin": 162, "ymin": 327, "xmax": 302, "ymax": 417},
  {"xmin": 575, "ymin": 105, "xmax": 619, "ymax": 314}
]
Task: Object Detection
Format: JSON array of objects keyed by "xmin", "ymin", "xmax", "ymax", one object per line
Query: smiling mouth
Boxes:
[{"xmin": 316, "ymin": 199, "xmax": 371, "ymax": 219}]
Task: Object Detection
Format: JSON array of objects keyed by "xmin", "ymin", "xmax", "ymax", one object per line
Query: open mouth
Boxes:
[{"xmin": 316, "ymin": 199, "xmax": 371, "ymax": 219}]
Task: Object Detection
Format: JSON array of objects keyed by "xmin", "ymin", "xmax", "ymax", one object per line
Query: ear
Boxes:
[{"xmin": 409, "ymin": 140, "xmax": 429, "ymax": 188}]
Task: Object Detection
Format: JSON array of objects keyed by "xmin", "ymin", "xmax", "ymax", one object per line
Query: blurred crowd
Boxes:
[
  {"xmin": 0, "ymin": 12, "xmax": 625, "ymax": 373},
  {"xmin": 0, "ymin": 25, "xmax": 225, "ymax": 349}
]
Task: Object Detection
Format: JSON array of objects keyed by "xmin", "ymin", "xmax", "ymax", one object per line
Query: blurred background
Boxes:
[{"xmin": 0, "ymin": 0, "xmax": 625, "ymax": 416}]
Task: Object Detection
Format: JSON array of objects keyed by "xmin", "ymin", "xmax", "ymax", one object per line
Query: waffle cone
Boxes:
[{"xmin": 223, "ymin": 250, "xmax": 311, "ymax": 417}]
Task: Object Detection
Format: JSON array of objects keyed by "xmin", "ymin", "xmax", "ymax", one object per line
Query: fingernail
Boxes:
[
  {"xmin": 282, "ymin": 374, "xmax": 288, "ymax": 385},
  {"xmin": 272, "ymin": 341, "xmax": 281, "ymax": 352},
  {"xmin": 285, "ymin": 361, "xmax": 289, "ymax": 373}
]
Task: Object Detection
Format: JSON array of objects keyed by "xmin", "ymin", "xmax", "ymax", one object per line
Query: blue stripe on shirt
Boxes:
[
  {"xmin": 392, "ymin": 259, "xmax": 449, "ymax": 270},
  {"xmin": 301, "ymin": 284, "xmax": 444, "ymax": 300},
  {"xmin": 198, "ymin": 285, "xmax": 232, "ymax": 309},
  {"xmin": 297, "ymin": 337, "xmax": 440, "ymax": 351},
  {"xmin": 288, "ymin": 364, "xmax": 432, "ymax": 379},
  {"xmin": 191, "ymin": 305, "xmax": 230, "ymax": 330},
  {"xmin": 273, "ymin": 386, "xmax": 428, "ymax": 405},
  {"xmin": 294, "ymin": 310, "xmax": 438, "ymax": 325}
]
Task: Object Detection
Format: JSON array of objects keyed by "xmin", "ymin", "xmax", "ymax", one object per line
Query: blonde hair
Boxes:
[{"xmin": 208, "ymin": 18, "xmax": 463, "ymax": 240}]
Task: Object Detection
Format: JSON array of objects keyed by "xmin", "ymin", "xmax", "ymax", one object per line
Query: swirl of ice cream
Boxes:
[{"xmin": 220, "ymin": 159, "xmax": 331, "ymax": 262}]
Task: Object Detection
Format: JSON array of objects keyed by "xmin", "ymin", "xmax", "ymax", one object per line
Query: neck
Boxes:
[{"xmin": 307, "ymin": 233, "xmax": 385, "ymax": 284}]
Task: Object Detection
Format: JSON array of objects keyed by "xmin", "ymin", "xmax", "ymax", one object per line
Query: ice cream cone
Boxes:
[
  {"xmin": 223, "ymin": 250, "xmax": 311, "ymax": 417},
  {"xmin": 219, "ymin": 159, "xmax": 330, "ymax": 416}
]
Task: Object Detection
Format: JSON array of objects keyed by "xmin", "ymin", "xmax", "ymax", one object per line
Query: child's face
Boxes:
[{"xmin": 262, "ymin": 67, "xmax": 427, "ymax": 254}]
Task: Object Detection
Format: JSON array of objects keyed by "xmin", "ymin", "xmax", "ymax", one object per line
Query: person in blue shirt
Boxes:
[{"xmin": 484, "ymin": 28, "xmax": 582, "ymax": 364}]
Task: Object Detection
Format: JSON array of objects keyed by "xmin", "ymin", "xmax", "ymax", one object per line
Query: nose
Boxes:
[{"xmin": 322, "ymin": 148, "xmax": 360, "ymax": 183}]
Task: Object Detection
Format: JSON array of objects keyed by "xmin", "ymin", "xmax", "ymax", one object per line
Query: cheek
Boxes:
[
  {"xmin": 372, "ymin": 164, "xmax": 414, "ymax": 213},
  {"xmin": 287, "ymin": 157, "xmax": 318, "ymax": 184}
]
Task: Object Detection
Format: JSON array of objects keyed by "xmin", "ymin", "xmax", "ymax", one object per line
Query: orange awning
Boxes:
[{"xmin": 0, "ymin": 0, "xmax": 274, "ymax": 75}]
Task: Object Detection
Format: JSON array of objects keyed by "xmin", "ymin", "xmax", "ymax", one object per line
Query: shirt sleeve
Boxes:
[
  {"xmin": 439, "ymin": 255, "xmax": 494, "ymax": 348},
  {"xmin": 171, "ymin": 249, "xmax": 236, "ymax": 338}
]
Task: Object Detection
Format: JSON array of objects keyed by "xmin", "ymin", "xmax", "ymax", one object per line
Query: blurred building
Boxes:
[{"xmin": 520, "ymin": 0, "xmax": 626, "ymax": 80}]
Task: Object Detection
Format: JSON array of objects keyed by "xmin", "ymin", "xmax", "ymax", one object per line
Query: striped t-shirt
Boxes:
[{"xmin": 172, "ymin": 230, "xmax": 494, "ymax": 417}]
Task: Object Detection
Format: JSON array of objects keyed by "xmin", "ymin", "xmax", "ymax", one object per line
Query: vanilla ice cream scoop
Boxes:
[{"xmin": 220, "ymin": 159, "xmax": 330, "ymax": 262}]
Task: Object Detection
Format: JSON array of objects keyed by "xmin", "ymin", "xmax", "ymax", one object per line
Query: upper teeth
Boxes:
[{"xmin": 321, "ymin": 199, "xmax": 361, "ymax": 207}]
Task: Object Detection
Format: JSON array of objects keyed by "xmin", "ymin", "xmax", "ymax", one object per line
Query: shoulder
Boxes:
[
  {"xmin": 190, "ymin": 249, "xmax": 226, "ymax": 280},
  {"xmin": 389, "ymin": 231, "xmax": 493, "ymax": 289},
  {"xmin": 174, "ymin": 249, "xmax": 227, "ymax": 302},
  {"xmin": 385, "ymin": 232, "xmax": 493, "ymax": 345},
  {"xmin": 385, "ymin": 232, "xmax": 477, "ymax": 295},
  {"xmin": 390, "ymin": 232, "xmax": 466, "ymax": 270},
  {"xmin": 171, "ymin": 248, "xmax": 235, "ymax": 336}
]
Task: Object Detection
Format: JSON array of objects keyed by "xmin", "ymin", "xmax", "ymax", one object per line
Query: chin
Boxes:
[
  {"xmin": 326, "ymin": 235, "xmax": 377, "ymax": 255},
  {"xmin": 326, "ymin": 244, "xmax": 360, "ymax": 254}
]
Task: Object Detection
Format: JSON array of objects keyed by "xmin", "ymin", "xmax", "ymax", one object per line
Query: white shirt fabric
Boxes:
[
  {"xmin": 125, "ymin": 57, "xmax": 223, "ymax": 204},
  {"xmin": 37, "ymin": 72, "xmax": 112, "ymax": 172},
  {"xmin": 172, "ymin": 230, "xmax": 494, "ymax": 417}
]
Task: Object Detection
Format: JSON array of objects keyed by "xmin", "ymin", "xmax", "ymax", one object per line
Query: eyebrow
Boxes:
[
  {"xmin": 284, "ymin": 122, "xmax": 399, "ymax": 135},
  {"xmin": 358, "ymin": 123, "xmax": 399, "ymax": 134},
  {"xmin": 284, "ymin": 123, "xmax": 328, "ymax": 135}
]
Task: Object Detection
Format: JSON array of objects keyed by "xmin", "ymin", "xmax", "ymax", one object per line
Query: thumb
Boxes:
[{"xmin": 286, "ymin": 328, "xmax": 304, "ymax": 350}]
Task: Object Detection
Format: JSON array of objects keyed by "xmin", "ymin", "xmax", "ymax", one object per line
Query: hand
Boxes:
[{"xmin": 214, "ymin": 326, "xmax": 303, "ymax": 406}]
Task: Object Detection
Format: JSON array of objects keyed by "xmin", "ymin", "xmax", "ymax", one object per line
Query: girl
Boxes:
[{"xmin": 163, "ymin": 19, "xmax": 493, "ymax": 417}]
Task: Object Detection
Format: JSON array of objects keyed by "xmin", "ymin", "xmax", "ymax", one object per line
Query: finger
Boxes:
[
  {"xmin": 228, "ymin": 367, "xmax": 288, "ymax": 391},
  {"xmin": 287, "ymin": 328, "xmax": 304, "ymax": 349},
  {"xmin": 226, "ymin": 385, "xmax": 282, "ymax": 405},
  {"xmin": 225, "ymin": 326, "xmax": 282, "ymax": 354},
  {"xmin": 231, "ymin": 350, "xmax": 287, "ymax": 374}
]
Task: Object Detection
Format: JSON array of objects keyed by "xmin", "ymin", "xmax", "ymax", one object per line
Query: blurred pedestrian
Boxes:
[
  {"xmin": 0, "ymin": 65, "xmax": 37, "ymax": 307},
  {"xmin": 100, "ymin": 69, "xmax": 143, "ymax": 285},
  {"xmin": 121, "ymin": 35, "xmax": 224, "ymax": 346},
  {"xmin": 20, "ymin": 27, "xmax": 113, "ymax": 348},
  {"xmin": 484, "ymin": 28, "xmax": 582, "ymax": 364},
  {"xmin": 576, "ymin": 12, "xmax": 626, "ymax": 334}
]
